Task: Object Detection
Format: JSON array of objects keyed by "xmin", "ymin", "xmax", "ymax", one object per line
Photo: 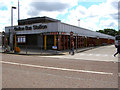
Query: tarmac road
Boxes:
[{"xmin": 1, "ymin": 45, "xmax": 119, "ymax": 88}]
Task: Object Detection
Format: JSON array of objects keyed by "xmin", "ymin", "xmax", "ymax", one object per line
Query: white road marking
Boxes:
[
  {"xmin": 79, "ymin": 54, "xmax": 85, "ymax": 56},
  {"xmin": 104, "ymin": 54, "xmax": 108, "ymax": 57},
  {"xmin": 75, "ymin": 53, "xmax": 110, "ymax": 57},
  {"xmin": 1, "ymin": 61, "xmax": 113, "ymax": 75},
  {"xmin": 88, "ymin": 54, "xmax": 93, "ymax": 56},
  {"xmin": 95, "ymin": 54, "xmax": 100, "ymax": 56}
]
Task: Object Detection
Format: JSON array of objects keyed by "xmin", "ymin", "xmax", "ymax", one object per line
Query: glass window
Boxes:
[{"xmin": 17, "ymin": 36, "xmax": 26, "ymax": 43}]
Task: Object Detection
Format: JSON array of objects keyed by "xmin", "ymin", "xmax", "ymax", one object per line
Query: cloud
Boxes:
[
  {"xmin": 0, "ymin": 0, "xmax": 78, "ymax": 31},
  {"xmin": 28, "ymin": 2, "xmax": 69, "ymax": 16},
  {"xmin": 27, "ymin": 0, "xmax": 78, "ymax": 17},
  {"xmin": 0, "ymin": 2, "xmax": 8, "ymax": 10},
  {"xmin": 106, "ymin": 0, "xmax": 118, "ymax": 20},
  {"xmin": 78, "ymin": 0, "xmax": 106, "ymax": 2},
  {"xmin": 62, "ymin": 0, "xmax": 118, "ymax": 31},
  {"xmin": 110, "ymin": 13, "xmax": 118, "ymax": 20},
  {"xmin": 0, "ymin": 0, "xmax": 24, "ymax": 31},
  {"xmin": 31, "ymin": 2, "xmax": 69, "ymax": 12},
  {"xmin": 100, "ymin": 19, "xmax": 117, "ymax": 29},
  {"xmin": 0, "ymin": 0, "xmax": 118, "ymax": 32},
  {"xmin": 109, "ymin": 0, "xmax": 118, "ymax": 9}
]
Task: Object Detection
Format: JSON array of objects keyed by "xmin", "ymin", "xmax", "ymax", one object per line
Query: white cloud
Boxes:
[
  {"xmin": 27, "ymin": 0, "xmax": 78, "ymax": 17},
  {"xmin": 29, "ymin": 0, "xmax": 78, "ymax": 7},
  {"xmin": 63, "ymin": 0, "xmax": 118, "ymax": 31},
  {"xmin": 0, "ymin": 0, "xmax": 119, "ymax": 32},
  {"xmin": 0, "ymin": 0, "xmax": 78, "ymax": 32},
  {"xmin": 100, "ymin": 19, "xmax": 118, "ymax": 29}
]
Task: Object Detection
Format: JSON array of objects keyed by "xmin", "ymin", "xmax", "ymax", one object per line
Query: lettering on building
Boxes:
[
  {"xmin": 14, "ymin": 24, "xmax": 47, "ymax": 31},
  {"xmin": 33, "ymin": 25, "xmax": 47, "ymax": 30}
]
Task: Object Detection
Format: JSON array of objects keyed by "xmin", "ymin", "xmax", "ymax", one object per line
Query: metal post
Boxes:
[
  {"xmin": 59, "ymin": 35, "xmax": 61, "ymax": 51},
  {"xmin": 10, "ymin": 6, "xmax": 16, "ymax": 51},
  {"xmin": 18, "ymin": 0, "xmax": 20, "ymax": 21},
  {"xmin": 69, "ymin": 35, "xmax": 71, "ymax": 54},
  {"xmin": 41, "ymin": 34, "xmax": 43, "ymax": 54},
  {"xmin": 1, "ymin": 32, "xmax": 3, "ymax": 52},
  {"xmin": 66, "ymin": 35, "xmax": 68, "ymax": 49},
  {"xmin": 4, "ymin": 34, "xmax": 6, "ymax": 52},
  {"xmin": 76, "ymin": 36, "xmax": 77, "ymax": 52},
  {"xmin": 78, "ymin": 19, "xmax": 80, "ymax": 27},
  {"xmin": 10, "ymin": 7, "xmax": 13, "ymax": 51}
]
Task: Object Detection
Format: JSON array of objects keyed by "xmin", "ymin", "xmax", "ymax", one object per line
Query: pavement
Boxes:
[
  {"xmin": 0, "ymin": 45, "xmax": 119, "ymax": 63},
  {"xmin": 1, "ymin": 45, "xmax": 111, "ymax": 56},
  {"xmin": 40, "ymin": 45, "xmax": 119, "ymax": 63},
  {"xmin": 0, "ymin": 45, "xmax": 94, "ymax": 55}
]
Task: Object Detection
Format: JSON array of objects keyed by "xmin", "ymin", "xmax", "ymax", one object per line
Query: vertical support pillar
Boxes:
[
  {"xmin": 4, "ymin": 34, "xmax": 6, "ymax": 47},
  {"xmin": 10, "ymin": 7, "xmax": 13, "ymax": 51},
  {"xmin": 63, "ymin": 35, "xmax": 65, "ymax": 50},
  {"xmin": 70, "ymin": 35, "xmax": 71, "ymax": 49},
  {"xmin": 76, "ymin": 36, "xmax": 77, "ymax": 49},
  {"xmin": 78, "ymin": 36, "xmax": 79, "ymax": 48},
  {"xmin": 84, "ymin": 36, "xmax": 85, "ymax": 47},
  {"xmin": 75, "ymin": 36, "xmax": 77, "ymax": 49},
  {"xmin": 80, "ymin": 37, "xmax": 82, "ymax": 48},
  {"xmin": 59, "ymin": 35, "xmax": 61, "ymax": 50},
  {"xmin": 79, "ymin": 37, "xmax": 81, "ymax": 48},
  {"xmin": 66, "ymin": 35, "xmax": 68, "ymax": 49},
  {"xmin": 15, "ymin": 33, "xmax": 17, "ymax": 48},
  {"xmin": 54, "ymin": 35, "xmax": 56, "ymax": 46},
  {"xmin": 75, "ymin": 36, "xmax": 76, "ymax": 49},
  {"xmin": 86, "ymin": 37, "xmax": 87, "ymax": 47},
  {"xmin": 44, "ymin": 35, "xmax": 47, "ymax": 50},
  {"xmin": 87, "ymin": 37, "xmax": 88, "ymax": 46}
]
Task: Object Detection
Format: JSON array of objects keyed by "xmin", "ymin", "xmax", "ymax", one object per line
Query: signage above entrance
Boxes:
[
  {"xmin": 14, "ymin": 24, "xmax": 47, "ymax": 31},
  {"xmin": 33, "ymin": 25, "xmax": 47, "ymax": 30}
]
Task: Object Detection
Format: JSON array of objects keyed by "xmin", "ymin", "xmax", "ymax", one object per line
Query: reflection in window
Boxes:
[{"xmin": 17, "ymin": 36, "xmax": 26, "ymax": 43}]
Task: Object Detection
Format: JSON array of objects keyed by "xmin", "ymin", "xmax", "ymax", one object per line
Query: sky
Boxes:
[{"xmin": 0, "ymin": 0, "xmax": 119, "ymax": 32}]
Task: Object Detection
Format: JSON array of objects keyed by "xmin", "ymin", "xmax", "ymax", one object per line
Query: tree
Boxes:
[{"xmin": 96, "ymin": 29, "xmax": 119, "ymax": 36}]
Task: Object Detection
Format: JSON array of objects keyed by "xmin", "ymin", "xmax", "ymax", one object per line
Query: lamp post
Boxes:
[
  {"xmin": 78, "ymin": 19, "xmax": 80, "ymax": 27},
  {"xmin": 10, "ymin": 6, "xmax": 16, "ymax": 51},
  {"xmin": 18, "ymin": 0, "xmax": 20, "ymax": 21}
]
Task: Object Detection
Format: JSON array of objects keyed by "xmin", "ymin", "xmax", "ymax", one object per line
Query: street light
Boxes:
[
  {"xmin": 78, "ymin": 19, "xmax": 80, "ymax": 27},
  {"xmin": 10, "ymin": 6, "xmax": 16, "ymax": 51}
]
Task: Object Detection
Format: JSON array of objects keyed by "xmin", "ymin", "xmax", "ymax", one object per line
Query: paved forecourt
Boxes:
[{"xmin": 41, "ymin": 45, "xmax": 119, "ymax": 62}]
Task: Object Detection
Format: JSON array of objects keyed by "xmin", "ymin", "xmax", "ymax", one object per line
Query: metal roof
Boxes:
[{"xmin": 18, "ymin": 16, "xmax": 61, "ymax": 25}]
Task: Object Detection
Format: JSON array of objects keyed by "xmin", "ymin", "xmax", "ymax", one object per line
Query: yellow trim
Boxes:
[
  {"xmin": 54, "ymin": 35, "xmax": 56, "ymax": 46},
  {"xmin": 44, "ymin": 35, "xmax": 47, "ymax": 50}
]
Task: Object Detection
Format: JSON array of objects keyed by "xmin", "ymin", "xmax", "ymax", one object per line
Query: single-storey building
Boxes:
[{"xmin": 5, "ymin": 16, "xmax": 114, "ymax": 51}]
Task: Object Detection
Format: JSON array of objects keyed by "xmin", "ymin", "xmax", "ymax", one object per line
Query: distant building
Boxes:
[{"xmin": 5, "ymin": 16, "xmax": 114, "ymax": 50}]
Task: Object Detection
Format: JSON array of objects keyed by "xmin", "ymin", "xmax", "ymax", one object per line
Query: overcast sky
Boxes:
[{"xmin": 0, "ymin": 0, "xmax": 119, "ymax": 32}]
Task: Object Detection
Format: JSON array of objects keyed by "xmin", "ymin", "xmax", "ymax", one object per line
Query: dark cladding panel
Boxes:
[
  {"xmin": 37, "ymin": 35, "xmax": 43, "ymax": 48},
  {"xmin": 26, "ymin": 34, "xmax": 38, "ymax": 48},
  {"xmin": 18, "ymin": 16, "xmax": 60, "ymax": 25}
]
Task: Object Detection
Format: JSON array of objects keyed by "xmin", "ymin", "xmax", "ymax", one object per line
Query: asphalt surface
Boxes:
[{"xmin": 1, "ymin": 45, "xmax": 119, "ymax": 88}]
